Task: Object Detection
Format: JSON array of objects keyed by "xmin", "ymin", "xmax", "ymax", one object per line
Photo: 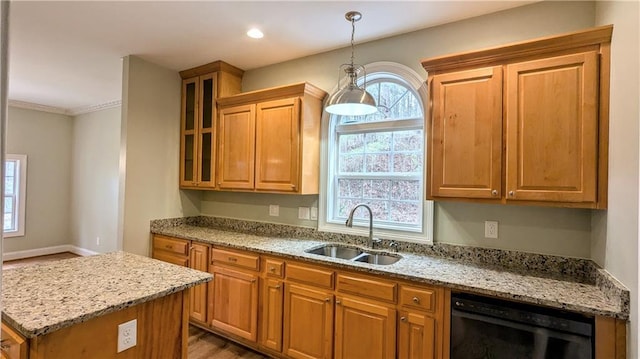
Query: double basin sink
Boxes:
[{"xmin": 305, "ymin": 244, "xmax": 401, "ymax": 265}]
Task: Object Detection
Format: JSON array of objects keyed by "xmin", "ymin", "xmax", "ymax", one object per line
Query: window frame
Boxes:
[
  {"xmin": 318, "ymin": 62, "xmax": 434, "ymax": 244},
  {"xmin": 4, "ymin": 154, "xmax": 27, "ymax": 238}
]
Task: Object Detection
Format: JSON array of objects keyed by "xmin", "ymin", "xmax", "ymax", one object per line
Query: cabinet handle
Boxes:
[
  {"xmin": 165, "ymin": 245, "xmax": 173, "ymax": 249},
  {"xmin": 228, "ymin": 257, "xmax": 237, "ymax": 262},
  {"xmin": 412, "ymin": 297, "xmax": 420, "ymax": 304},
  {"xmin": 491, "ymin": 190, "xmax": 498, "ymax": 197},
  {"xmin": 400, "ymin": 316, "xmax": 407, "ymax": 322},
  {"xmin": 509, "ymin": 191, "xmax": 515, "ymax": 197}
]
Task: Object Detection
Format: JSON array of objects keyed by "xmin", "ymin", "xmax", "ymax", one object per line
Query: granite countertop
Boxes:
[
  {"xmin": 153, "ymin": 224, "xmax": 628, "ymax": 320},
  {"xmin": 2, "ymin": 251, "xmax": 212, "ymax": 338}
]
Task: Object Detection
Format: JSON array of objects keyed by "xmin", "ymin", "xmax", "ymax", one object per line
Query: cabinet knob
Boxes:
[
  {"xmin": 291, "ymin": 184, "xmax": 296, "ymax": 189},
  {"xmin": 509, "ymin": 191, "xmax": 515, "ymax": 197},
  {"xmin": 269, "ymin": 266, "xmax": 275, "ymax": 272},
  {"xmin": 412, "ymin": 297, "xmax": 420, "ymax": 304},
  {"xmin": 336, "ymin": 300, "xmax": 342, "ymax": 305},
  {"xmin": 251, "ymin": 279, "xmax": 257, "ymax": 283},
  {"xmin": 165, "ymin": 245, "xmax": 173, "ymax": 249},
  {"xmin": 325, "ymin": 298, "xmax": 331, "ymax": 303},
  {"xmin": 228, "ymin": 257, "xmax": 237, "ymax": 262},
  {"xmin": 275, "ymin": 284, "xmax": 281, "ymax": 289},
  {"xmin": 491, "ymin": 190, "xmax": 498, "ymax": 197},
  {"xmin": 400, "ymin": 316, "xmax": 407, "ymax": 322}
]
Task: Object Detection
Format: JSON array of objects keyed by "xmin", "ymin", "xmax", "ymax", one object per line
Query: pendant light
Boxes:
[{"xmin": 325, "ymin": 11, "xmax": 377, "ymax": 116}]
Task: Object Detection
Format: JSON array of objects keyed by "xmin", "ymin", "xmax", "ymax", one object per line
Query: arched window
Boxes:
[{"xmin": 319, "ymin": 63, "xmax": 433, "ymax": 243}]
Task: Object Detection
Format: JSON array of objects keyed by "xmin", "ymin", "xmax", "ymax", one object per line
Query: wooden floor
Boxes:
[{"xmin": 3, "ymin": 252, "xmax": 270, "ymax": 358}]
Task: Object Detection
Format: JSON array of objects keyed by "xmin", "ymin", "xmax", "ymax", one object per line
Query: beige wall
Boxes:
[
  {"xmin": 5, "ymin": 107, "xmax": 73, "ymax": 252},
  {"xmin": 201, "ymin": 1, "xmax": 597, "ymax": 258},
  {"xmin": 70, "ymin": 106, "xmax": 121, "ymax": 253},
  {"xmin": 593, "ymin": 1, "xmax": 639, "ymax": 357},
  {"xmin": 119, "ymin": 55, "xmax": 200, "ymax": 256}
]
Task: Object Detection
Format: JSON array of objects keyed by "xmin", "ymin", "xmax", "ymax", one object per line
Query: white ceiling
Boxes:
[{"xmin": 8, "ymin": 1, "xmax": 535, "ymax": 113}]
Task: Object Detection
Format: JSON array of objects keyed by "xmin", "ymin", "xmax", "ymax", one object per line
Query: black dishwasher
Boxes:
[{"xmin": 450, "ymin": 293, "xmax": 594, "ymax": 359}]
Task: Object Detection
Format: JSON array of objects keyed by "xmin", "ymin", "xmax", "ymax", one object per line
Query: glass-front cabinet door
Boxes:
[
  {"xmin": 180, "ymin": 73, "xmax": 218, "ymax": 188},
  {"xmin": 198, "ymin": 74, "xmax": 217, "ymax": 187},
  {"xmin": 180, "ymin": 78, "xmax": 199, "ymax": 187}
]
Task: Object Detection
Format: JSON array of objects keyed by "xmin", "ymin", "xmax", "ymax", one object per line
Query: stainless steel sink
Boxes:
[
  {"xmin": 305, "ymin": 245, "xmax": 364, "ymax": 260},
  {"xmin": 305, "ymin": 244, "xmax": 401, "ymax": 265},
  {"xmin": 353, "ymin": 253, "xmax": 401, "ymax": 265}
]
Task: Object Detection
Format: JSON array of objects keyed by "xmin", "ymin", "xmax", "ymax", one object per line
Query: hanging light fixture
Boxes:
[{"xmin": 325, "ymin": 11, "xmax": 377, "ymax": 116}]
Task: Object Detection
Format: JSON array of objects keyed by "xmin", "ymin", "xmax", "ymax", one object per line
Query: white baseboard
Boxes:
[{"xmin": 3, "ymin": 245, "xmax": 100, "ymax": 261}]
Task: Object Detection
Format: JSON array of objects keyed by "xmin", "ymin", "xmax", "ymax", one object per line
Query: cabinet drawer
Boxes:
[
  {"xmin": 153, "ymin": 252, "xmax": 189, "ymax": 267},
  {"xmin": 336, "ymin": 274, "xmax": 396, "ymax": 303},
  {"xmin": 264, "ymin": 258, "xmax": 284, "ymax": 278},
  {"xmin": 286, "ymin": 263, "xmax": 334, "ymax": 289},
  {"xmin": 212, "ymin": 248, "xmax": 260, "ymax": 271},
  {"xmin": 153, "ymin": 235, "xmax": 189, "ymax": 256},
  {"xmin": 399, "ymin": 285, "xmax": 436, "ymax": 312}
]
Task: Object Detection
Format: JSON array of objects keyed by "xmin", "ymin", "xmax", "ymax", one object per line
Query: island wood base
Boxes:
[{"xmin": 2, "ymin": 290, "xmax": 190, "ymax": 359}]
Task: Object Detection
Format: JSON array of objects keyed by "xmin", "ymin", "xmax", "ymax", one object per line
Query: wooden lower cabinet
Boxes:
[
  {"xmin": 260, "ymin": 278, "xmax": 284, "ymax": 352},
  {"xmin": 283, "ymin": 283, "xmax": 334, "ymax": 359},
  {"xmin": 334, "ymin": 295, "xmax": 396, "ymax": 359},
  {"xmin": 398, "ymin": 310, "xmax": 437, "ymax": 359},
  {"xmin": 209, "ymin": 265, "xmax": 259, "ymax": 341},
  {"xmin": 189, "ymin": 242, "xmax": 209, "ymax": 323},
  {"xmin": 1, "ymin": 322, "xmax": 28, "ymax": 359}
]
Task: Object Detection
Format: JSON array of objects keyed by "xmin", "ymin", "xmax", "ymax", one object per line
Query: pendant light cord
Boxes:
[{"xmin": 350, "ymin": 16, "xmax": 356, "ymax": 67}]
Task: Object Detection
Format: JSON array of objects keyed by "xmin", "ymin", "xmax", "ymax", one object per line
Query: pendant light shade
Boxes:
[{"xmin": 325, "ymin": 11, "xmax": 377, "ymax": 116}]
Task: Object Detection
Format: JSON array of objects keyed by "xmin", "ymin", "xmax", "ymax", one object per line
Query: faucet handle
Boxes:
[
  {"xmin": 371, "ymin": 237, "xmax": 382, "ymax": 249},
  {"xmin": 388, "ymin": 241, "xmax": 398, "ymax": 252}
]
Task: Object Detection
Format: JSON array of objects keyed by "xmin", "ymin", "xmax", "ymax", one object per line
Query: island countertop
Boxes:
[
  {"xmin": 2, "ymin": 251, "xmax": 212, "ymax": 338},
  {"xmin": 152, "ymin": 224, "xmax": 629, "ymax": 320}
]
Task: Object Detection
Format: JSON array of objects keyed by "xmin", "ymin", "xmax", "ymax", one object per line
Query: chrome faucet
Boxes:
[{"xmin": 345, "ymin": 204, "xmax": 381, "ymax": 249}]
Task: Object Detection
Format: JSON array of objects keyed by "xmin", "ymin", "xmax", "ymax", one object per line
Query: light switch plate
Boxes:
[
  {"xmin": 298, "ymin": 207, "xmax": 310, "ymax": 220},
  {"xmin": 310, "ymin": 207, "xmax": 318, "ymax": 220}
]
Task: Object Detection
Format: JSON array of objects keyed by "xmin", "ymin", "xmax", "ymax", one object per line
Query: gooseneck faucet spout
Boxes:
[{"xmin": 345, "ymin": 204, "xmax": 380, "ymax": 249}]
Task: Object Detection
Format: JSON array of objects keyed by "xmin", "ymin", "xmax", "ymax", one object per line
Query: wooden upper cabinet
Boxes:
[
  {"xmin": 217, "ymin": 83, "xmax": 327, "ymax": 194},
  {"xmin": 430, "ymin": 66, "xmax": 503, "ymax": 199},
  {"xmin": 505, "ymin": 51, "xmax": 598, "ymax": 203},
  {"xmin": 422, "ymin": 25, "xmax": 612, "ymax": 209},
  {"xmin": 218, "ymin": 104, "xmax": 256, "ymax": 190},
  {"xmin": 255, "ymin": 98, "xmax": 301, "ymax": 192},
  {"xmin": 179, "ymin": 61, "xmax": 243, "ymax": 189}
]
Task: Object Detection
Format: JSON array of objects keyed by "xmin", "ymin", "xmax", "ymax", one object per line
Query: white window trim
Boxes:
[
  {"xmin": 4, "ymin": 154, "xmax": 27, "ymax": 238},
  {"xmin": 318, "ymin": 62, "xmax": 434, "ymax": 244}
]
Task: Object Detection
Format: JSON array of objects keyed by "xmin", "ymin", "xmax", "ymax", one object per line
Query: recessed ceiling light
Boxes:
[{"xmin": 247, "ymin": 28, "xmax": 264, "ymax": 39}]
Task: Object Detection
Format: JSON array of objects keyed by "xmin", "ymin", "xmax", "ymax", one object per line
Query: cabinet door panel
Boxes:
[
  {"xmin": 505, "ymin": 51, "xmax": 598, "ymax": 203},
  {"xmin": 334, "ymin": 296, "xmax": 396, "ymax": 359},
  {"xmin": 180, "ymin": 78, "xmax": 199, "ymax": 187},
  {"xmin": 255, "ymin": 98, "xmax": 300, "ymax": 192},
  {"xmin": 189, "ymin": 243, "xmax": 209, "ymax": 323},
  {"xmin": 260, "ymin": 278, "xmax": 284, "ymax": 352},
  {"xmin": 209, "ymin": 265, "xmax": 258, "ymax": 341},
  {"xmin": 283, "ymin": 284, "xmax": 333, "ymax": 359},
  {"xmin": 430, "ymin": 66, "xmax": 502, "ymax": 199},
  {"xmin": 218, "ymin": 104, "xmax": 256, "ymax": 190},
  {"xmin": 398, "ymin": 310, "xmax": 436, "ymax": 359}
]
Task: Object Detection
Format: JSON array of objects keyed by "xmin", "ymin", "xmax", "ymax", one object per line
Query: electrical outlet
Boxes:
[
  {"xmin": 485, "ymin": 221, "xmax": 498, "ymax": 239},
  {"xmin": 310, "ymin": 207, "xmax": 318, "ymax": 220},
  {"xmin": 298, "ymin": 207, "xmax": 310, "ymax": 220},
  {"xmin": 269, "ymin": 204, "xmax": 279, "ymax": 217},
  {"xmin": 117, "ymin": 319, "xmax": 137, "ymax": 353}
]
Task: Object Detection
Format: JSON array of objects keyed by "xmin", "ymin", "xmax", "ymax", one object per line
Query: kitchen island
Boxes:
[{"xmin": 1, "ymin": 251, "xmax": 212, "ymax": 359}]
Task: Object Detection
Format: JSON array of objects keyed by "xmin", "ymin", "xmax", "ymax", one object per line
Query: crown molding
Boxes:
[
  {"xmin": 68, "ymin": 100, "xmax": 121, "ymax": 116},
  {"xmin": 8, "ymin": 99, "xmax": 121, "ymax": 116},
  {"xmin": 8, "ymin": 100, "xmax": 68, "ymax": 115}
]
